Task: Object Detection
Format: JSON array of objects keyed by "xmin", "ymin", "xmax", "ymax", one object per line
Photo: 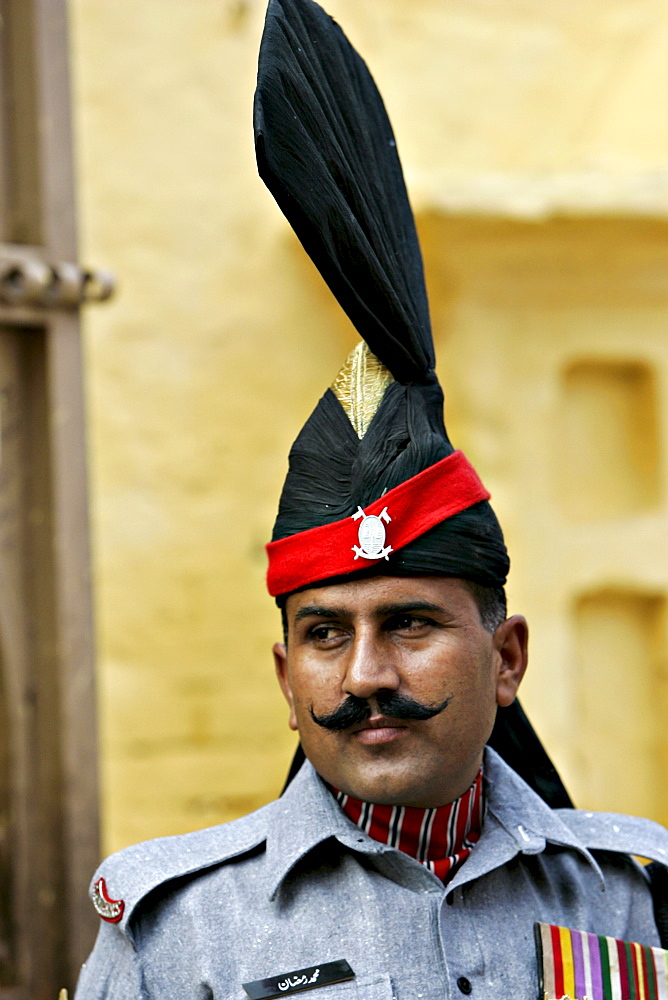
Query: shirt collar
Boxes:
[
  {"xmin": 266, "ymin": 747, "xmax": 604, "ymax": 900},
  {"xmin": 331, "ymin": 769, "xmax": 484, "ymax": 883},
  {"xmin": 266, "ymin": 760, "xmax": 437, "ymax": 900},
  {"xmin": 446, "ymin": 747, "xmax": 604, "ymax": 892}
]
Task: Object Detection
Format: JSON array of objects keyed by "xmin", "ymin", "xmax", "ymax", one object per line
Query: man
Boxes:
[
  {"xmin": 274, "ymin": 575, "xmax": 526, "ymax": 813},
  {"xmin": 75, "ymin": 0, "xmax": 668, "ymax": 997}
]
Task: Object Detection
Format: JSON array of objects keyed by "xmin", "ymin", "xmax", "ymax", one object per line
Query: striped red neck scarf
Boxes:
[{"xmin": 331, "ymin": 767, "xmax": 485, "ymax": 883}]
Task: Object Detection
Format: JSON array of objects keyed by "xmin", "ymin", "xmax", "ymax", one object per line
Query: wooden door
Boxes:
[{"xmin": 0, "ymin": 0, "xmax": 100, "ymax": 996}]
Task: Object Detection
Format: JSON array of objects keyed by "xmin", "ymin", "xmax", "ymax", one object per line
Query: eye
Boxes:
[
  {"xmin": 307, "ymin": 623, "xmax": 347, "ymax": 645},
  {"xmin": 385, "ymin": 613, "xmax": 434, "ymax": 633}
]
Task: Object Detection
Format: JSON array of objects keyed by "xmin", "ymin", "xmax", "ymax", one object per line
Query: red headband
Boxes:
[{"xmin": 266, "ymin": 450, "xmax": 490, "ymax": 597}]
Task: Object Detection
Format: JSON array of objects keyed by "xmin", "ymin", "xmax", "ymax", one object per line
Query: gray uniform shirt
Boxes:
[{"xmin": 75, "ymin": 748, "xmax": 668, "ymax": 1000}]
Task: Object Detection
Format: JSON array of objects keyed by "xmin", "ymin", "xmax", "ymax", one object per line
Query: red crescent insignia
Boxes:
[{"xmin": 91, "ymin": 877, "xmax": 125, "ymax": 923}]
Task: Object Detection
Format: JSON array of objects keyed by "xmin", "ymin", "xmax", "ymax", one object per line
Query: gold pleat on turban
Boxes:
[{"xmin": 331, "ymin": 341, "xmax": 394, "ymax": 439}]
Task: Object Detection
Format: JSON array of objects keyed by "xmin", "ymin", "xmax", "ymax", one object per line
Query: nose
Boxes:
[{"xmin": 342, "ymin": 630, "xmax": 401, "ymax": 702}]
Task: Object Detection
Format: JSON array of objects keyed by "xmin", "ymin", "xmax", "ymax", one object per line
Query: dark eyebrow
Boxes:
[
  {"xmin": 374, "ymin": 601, "xmax": 447, "ymax": 619},
  {"xmin": 292, "ymin": 600, "xmax": 449, "ymax": 625},
  {"xmin": 293, "ymin": 604, "xmax": 351, "ymax": 624}
]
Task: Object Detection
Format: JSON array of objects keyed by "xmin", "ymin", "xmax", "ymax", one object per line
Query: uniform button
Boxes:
[
  {"xmin": 456, "ymin": 977, "xmax": 472, "ymax": 995},
  {"xmin": 446, "ymin": 894, "xmax": 454, "ymax": 905}
]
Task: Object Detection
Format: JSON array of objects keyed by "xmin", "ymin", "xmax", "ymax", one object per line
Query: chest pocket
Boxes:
[{"xmin": 313, "ymin": 973, "xmax": 395, "ymax": 1000}]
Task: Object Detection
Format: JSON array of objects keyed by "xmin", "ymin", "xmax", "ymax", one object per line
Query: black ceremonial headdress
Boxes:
[{"xmin": 255, "ymin": 0, "xmax": 571, "ymax": 808}]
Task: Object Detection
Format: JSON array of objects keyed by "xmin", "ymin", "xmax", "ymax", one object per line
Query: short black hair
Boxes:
[
  {"xmin": 461, "ymin": 581, "xmax": 507, "ymax": 632},
  {"xmin": 278, "ymin": 580, "xmax": 506, "ymax": 643}
]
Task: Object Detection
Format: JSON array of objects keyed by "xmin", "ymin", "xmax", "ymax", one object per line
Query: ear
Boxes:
[
  {"xmin": 492, "ymin": 615, "xmax": 528, "ymax": 708},
  {"xmin": 273, "ymin": 642, "xmax": 298, "ymax": 731}
]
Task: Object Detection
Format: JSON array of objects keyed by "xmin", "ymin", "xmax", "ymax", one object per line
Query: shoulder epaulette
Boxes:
[
  {"xmin": 555, "ymin": 808, "xmax": 668, "ymax": 868},
  {"xmin": 89, "ymin": 800, "xmax": 273, "ymax": 935}
]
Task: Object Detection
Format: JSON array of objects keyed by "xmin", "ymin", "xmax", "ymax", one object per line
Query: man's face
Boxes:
[{"xmin": 274, "ymin": 575, "xmax": 527, "ymax": 808}]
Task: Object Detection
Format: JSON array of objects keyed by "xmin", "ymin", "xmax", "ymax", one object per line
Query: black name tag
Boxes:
[{"xmin": 243, "ymin": 959, "xmax": 355, "ymax": 1000}]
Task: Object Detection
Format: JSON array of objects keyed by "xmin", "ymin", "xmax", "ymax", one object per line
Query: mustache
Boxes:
[{"xmin": 309, "ymin": 691, "xmax": 452, "ymax": 731}]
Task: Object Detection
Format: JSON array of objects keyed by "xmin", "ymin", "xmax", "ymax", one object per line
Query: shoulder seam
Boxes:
[
  {"xmin": 554, "ymin": 809, "xmax": 668, "ymax": 867},
  {"xmin": 90, "ymin": 808, "xmax": 273, "ymax": 935}
]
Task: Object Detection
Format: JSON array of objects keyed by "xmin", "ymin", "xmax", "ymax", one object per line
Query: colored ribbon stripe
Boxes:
[
  {"xmin": 618, "ymin": 937, "xmax": 632, "ymax": 999},
  {"xmin": 265, "ymin": 450, "xmax": 490, "ymax": 597},
  {"xmin": 571, "ymin": 922, "xmax": 587, "ymax": 1000},
  {"xmin": 560, "ymin": 924, "xmax": 576, "ymax": 998},
  {"xmin": 536, "ymin": 923, "xmax": 668, "ymax": 1000},
  {"xmin": 634, "ymin": 941, "xmax": 648, "ymax": 1000},
  {"xmin": 599, "ymin": 936, "xmax": 615, "ymax": 1000},
  {"xmin": 636, "ymin": 941, "xmax": 653, "ymax": 1000},
  {"xmin": 657, "ymin": 947, "xmax": 668, "ymax": 1000}
]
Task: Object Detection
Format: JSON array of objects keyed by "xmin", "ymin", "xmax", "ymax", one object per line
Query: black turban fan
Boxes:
[{"xmin": 255, "ymin": 0, "xmax": 572, "ymax": 809}]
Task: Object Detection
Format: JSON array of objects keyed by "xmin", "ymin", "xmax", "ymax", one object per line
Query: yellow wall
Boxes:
[{"xmin": 69, "ymin": 0, "xmax": 668, "ymax": 855}]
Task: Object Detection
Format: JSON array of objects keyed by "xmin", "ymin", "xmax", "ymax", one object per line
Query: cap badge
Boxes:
[
  {"xmin": 352, "ymin": 506, "xmax": 393, "ymax": 561},
  {"xmin": 91, "ymin": 877, "xmax": 125, "ymax": 923}
]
